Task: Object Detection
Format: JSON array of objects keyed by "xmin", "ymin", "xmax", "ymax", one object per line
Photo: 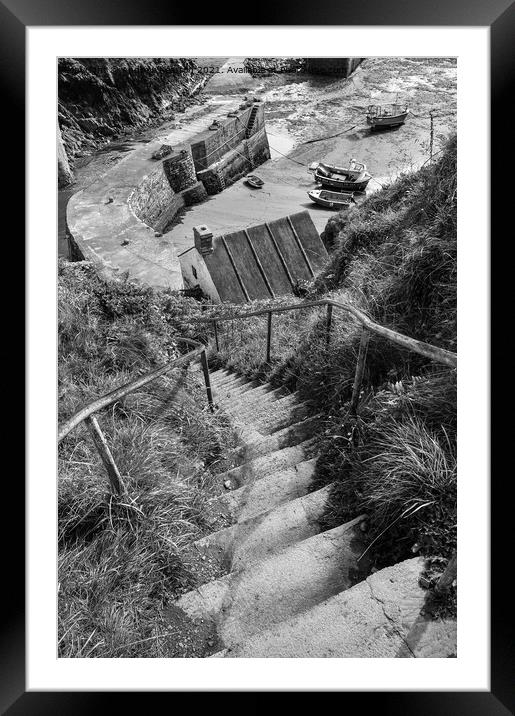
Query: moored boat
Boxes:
[
  {"xmin": 307, "ymin": 189, "xmax": 355, "ymax": 209},
  {"xmin": 308, "ymin": 159, "xmax": 371, "ymax": 192},
  {"xmin": 244, "ymin": 174, "xmax": 265, "ymax": 188},
  {"xmin": 366, "ymin": 103, "xmax": 409, "ymax": 129}
]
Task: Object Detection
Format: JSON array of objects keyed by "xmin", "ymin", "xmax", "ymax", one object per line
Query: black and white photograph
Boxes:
[
  {"xmin": 14, "ymin": 9, "xmax": 501, "ymax": 703},
  {"xmin": 57, "ymin": 55, "xmax": 458, "ymax": 659}
]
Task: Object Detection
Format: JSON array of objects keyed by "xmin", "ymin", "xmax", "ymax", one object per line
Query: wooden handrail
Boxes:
[
  {"xmin": 197, "ymin": 298, "xmax": 457, "ymax": 368},
  {"xmin": 58, "ymin": 338, "xmax": 209, "ymax": 443}
]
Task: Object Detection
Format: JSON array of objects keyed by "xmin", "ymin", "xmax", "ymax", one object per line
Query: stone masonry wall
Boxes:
[
  {"xmin": 163, "ymin": 149, "xmax": 197, "ymax": 192},
  {"xmin": 196, "ymin": 126, "xmax": 270, "ymax": 195},
  {"xmin": 129, "ymin": 167, "xmax": 180, "ymax": 228},
  {"xmin": 190, "ymin": 106, "xmax": 253, "ymax": 171}
]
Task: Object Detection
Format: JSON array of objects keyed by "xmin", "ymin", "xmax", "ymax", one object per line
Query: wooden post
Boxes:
[
  {"xmin": 350, "ymin": 328, "xmax": 370, "ymax": 415},
  {"xmin": 200, "ymin": 350, "xmax": 215, "ymax": 412},
  {"xmin": 213, "ymin": 320, "xmax": 219, "ymax": 352},
  {"xmin": 266, "ymin": 311, "xmax": 272, "ymax": 363},
  {"xmin": 326, "ymin": 304, "xmax": 333, "ymax": 346},
  {"xmin": 429, "ymin": 110, "xmax": 434, "ymax": 161},
  {"xmin": 435, "ymin": 550, "xmax": 457, "ymax": 594},
  {"xmin": 85, "ymin": 415, "xmax": 124, "ymax": 494}
]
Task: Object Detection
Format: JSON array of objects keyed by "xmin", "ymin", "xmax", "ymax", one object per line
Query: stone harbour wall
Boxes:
[
  {"xmin": 163, "ymin": 149, "xmax": 197, "ymax": 192},
  {"xmin": 196, "ymin": 126, "xmax": 270, "ymax": 196},
  {"xmin": 190, "ymin": 105, "xmax": 254, "ymax": 171},
  {"xmin": 129, "ymin": 166, "xmax": 181, "ymax": 230},
  {"xmin": 127, "ymin": 102, "xmax": 269, "ymax": 233},
  {"xmin": 129, "ymin": 145, "xmax": 209, "ymax": 232}
]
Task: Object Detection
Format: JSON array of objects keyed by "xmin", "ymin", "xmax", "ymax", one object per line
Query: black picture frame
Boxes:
[{"xmin": 8, "ymin": 0, "xmax": 508, "ymax": 711}]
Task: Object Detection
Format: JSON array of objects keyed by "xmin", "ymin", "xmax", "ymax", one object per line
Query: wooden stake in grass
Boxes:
[
  {"xmin": 350, "ymin": 328, "xmax": 370, "ymax": 415},
  {"xmin": 429, "ymin": 110, "xmax": 435, "ymax": 161},
  {"xmin": 85, "ymin": 415, "xmax": 124, "ymax": 495}
]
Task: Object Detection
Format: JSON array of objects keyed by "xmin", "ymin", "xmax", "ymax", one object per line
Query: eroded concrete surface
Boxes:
[{"xmin": 223, "ymin": 558, "xmax": 457, "ymax": 658}]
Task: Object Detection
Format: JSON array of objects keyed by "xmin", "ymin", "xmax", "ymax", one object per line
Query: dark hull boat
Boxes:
[
  {"xmin": 244, "ymin": 174, "xmax": 265, "ymax": 188},
  {"xmin": 366, "ymin": 103, "xmax": 409, "ymax": 129},
  {"xmin": 309, "ymin": 159, "xmax": 371, "ymax": 192},
  {"xmin": 307, "ymin": 189, "xmax": 355, "ymax": 209}
]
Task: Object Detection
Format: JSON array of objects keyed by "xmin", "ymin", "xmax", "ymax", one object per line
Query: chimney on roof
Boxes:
[{"xmin": 193, "ymin": 225, "xmax": 213, "ymax": 256}]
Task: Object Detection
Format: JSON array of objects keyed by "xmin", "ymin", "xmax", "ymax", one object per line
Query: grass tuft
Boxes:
[{"xmin": 58, "ymin": 262, "xmax": 238, "ymax": 657}]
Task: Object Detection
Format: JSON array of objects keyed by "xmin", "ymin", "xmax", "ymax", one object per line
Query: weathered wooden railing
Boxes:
[
  {"xmin": 201, "ymin": 298, "xmax": 457, "ymax": 415},
  {"xmin": 58, "ymin": 338, "xmax": 213, "ymax": 494}
]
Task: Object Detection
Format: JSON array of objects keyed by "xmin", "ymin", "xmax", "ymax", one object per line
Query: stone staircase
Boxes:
[
  {"xmin": 245, "ymin": 105, "xmax": 259, "ymax": 138},
  {"xmin": 215, "ymin": 166, "xmax": 226, "ymax": 192},
  {"xmin": 174, "ymin": 367, "xmax": 457, "ymax": 658}
]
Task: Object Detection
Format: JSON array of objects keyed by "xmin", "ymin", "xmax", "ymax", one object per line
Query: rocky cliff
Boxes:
[
  {"xmin": 244, "ymin": 58, "xmax": 363, "ymax": 77},
  {"xmin": 58, "ymin": 58, "xmax": 205, "ymax": 184}
]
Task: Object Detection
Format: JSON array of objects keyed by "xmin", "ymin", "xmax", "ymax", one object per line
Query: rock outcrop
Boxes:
[
  {"xmin": 57, "ymin": 123, "xmax": 74, "ymax": 188},
  {"xmin": 244, "ymin": 57, "xmax": 363, "ymax": 77},
  {"xmin": 58, "ymin": 58, "xmax": 206, "ymax": 165}
]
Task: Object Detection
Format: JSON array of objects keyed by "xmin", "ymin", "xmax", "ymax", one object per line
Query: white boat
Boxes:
[
  {"xmin": 307, "ymin": 189, "xmax": 355, "ymax": 209},
  {"xmin": 366, "ymin": 103, "xmax": 409, "ymax": 129},
  {"xmin": 308, "ymin": 159, "xmax": 371, "ymax": 192}
]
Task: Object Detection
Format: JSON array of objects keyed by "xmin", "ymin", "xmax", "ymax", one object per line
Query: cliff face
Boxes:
[
  {"xmin": 244, "ymin": 58, "xmax": 362, "ymax": 77},
  {"xmin": 57, "ymin": 123, "xmax": 73, "ymax": 188},
  {"xmin": 58, "ymin": 58, "xmax": 205, "ymax": 175}
]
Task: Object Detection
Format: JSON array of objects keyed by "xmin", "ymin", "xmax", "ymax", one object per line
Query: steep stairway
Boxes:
[
  {"xmin": 245, "ymin": 105, "xmax": 259, "ymax": 138},
  {"xmin": 174, "ymin": 367, "xmax": 457, "ymax": 657}
]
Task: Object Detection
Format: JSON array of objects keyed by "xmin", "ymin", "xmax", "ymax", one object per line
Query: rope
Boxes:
[
  {"xmin": 299, "ymin": 124, "xmax": 357, "ymax": 145},
  {"xmin": 267, "ymin": 143, "xmax": 307, "ymax": 166}
]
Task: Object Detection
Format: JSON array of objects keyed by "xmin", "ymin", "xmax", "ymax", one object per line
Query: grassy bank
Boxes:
[
  {"xmin": 58, "ymin": 262, "xmax": 238, "ymax": 657},
  {"xmin": 205, "ymin": 136, "xmax": 457, "ymax": 607}
]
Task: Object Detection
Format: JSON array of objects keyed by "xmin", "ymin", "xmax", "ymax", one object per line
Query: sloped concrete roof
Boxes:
[{"xmin": 203, "ymin": 210, "xmax": 328, "ymax": 303}]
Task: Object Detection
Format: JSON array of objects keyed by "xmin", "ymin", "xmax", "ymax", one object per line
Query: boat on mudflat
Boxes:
[
  {"xmin": 366, "ymin": 103, "xmax": 409, "ymax": 129},
  {"xmin": 244, "ymin": 174, "xmax": 265, "ymax": 188},
  {"xmin": 307, "ymin": 189, "xmax": 355, "ymax": 210},
  {"xmin": 308, "ymin": 159, "xmax": 371, "ymax": 192}
]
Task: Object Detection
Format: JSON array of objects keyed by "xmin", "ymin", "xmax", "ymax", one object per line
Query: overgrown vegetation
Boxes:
[
  {"xmin": 58, "ymin": 262, "xmax": 238, "ymax": 657},
  {"xmin": 205, "ymin": 135, "xmax": 457, "ymax": 610}
]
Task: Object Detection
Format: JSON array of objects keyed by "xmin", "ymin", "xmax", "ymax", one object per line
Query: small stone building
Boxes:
[{"xmin": 179, "ymin": 211, "xmax": 328, "ymax": 303}]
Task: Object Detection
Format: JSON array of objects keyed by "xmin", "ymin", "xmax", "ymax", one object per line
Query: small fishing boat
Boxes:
[
  {"xmin": 307, "ymin": 189, "xmax": 355, "ymax": 209},
  {"xmin": 308, "ymin": 159, "xmax": 371, "ymax": 192},
  {"xmin": 244, "ymin": 174, "xmax": 265, "ymax": 188},
  {"xmin": 366, "ymin": 103, "xmax": 409, "ymax": 129}
]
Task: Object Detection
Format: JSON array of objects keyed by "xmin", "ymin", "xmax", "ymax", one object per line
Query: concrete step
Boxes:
[
  {"xmin": 218, "ymin": 439, "xmax": 317, "ymax": 490},
  {"xmin": 175, "ymin": 517, "xmax": 367, "ymax": 648},
  {"xmin": 221, "ymin": 558, "xmax": 457, "ymax": 658},
  {"xmin": 197, "ymin": 483, "xmax": 332, "ymax": 570},
  {"xmin": 213, "ymin": 380, "xmax": 270, "ymax": 403},
  {"xmin": 250, "ymin": 401, "xmax": 312, "ymax": 435},
  {"xmin": 223, "ymin": 391, "xmax": 300, "ymax": 422},
  {"xmin": 212, "ymin": 375, "xmax": 250, "ymax": 392},
  {"xmin": 229, "ymin": 415, "xmax": 323, "ymax": 464},
  {"xmin": 209, "ymin": 458, "xmax": 318, "ymax": 523},
  {"xmin": 210, "ymin": 370, "xmax": 247, "ymax": 387},
  {"xmin": 215, "ymin": 383, "xmax": 287, "ymax": 407},
  {"xmin": 209, "ymin": 368, "xmax": 234, "ymax": 384}
]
